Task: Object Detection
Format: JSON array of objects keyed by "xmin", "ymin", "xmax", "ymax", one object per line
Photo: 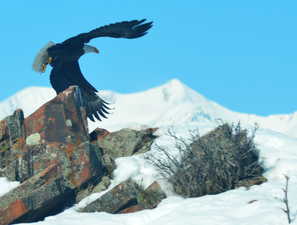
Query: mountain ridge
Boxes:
[{"xmin": 0, "ymin": 79, "xmax": 296, "ymax": 138}]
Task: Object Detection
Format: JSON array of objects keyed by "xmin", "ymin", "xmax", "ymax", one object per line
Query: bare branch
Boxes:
[{"xmin": 280, "ymin": 175, "xmax": 293, "ymax": 224}]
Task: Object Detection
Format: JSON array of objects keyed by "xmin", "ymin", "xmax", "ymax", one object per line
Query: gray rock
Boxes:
[
  {"xmin": 0, "ymin": 86, "xmax": 160, "ymax": 224},
  {"xmin": 97, "ymin": 128, "xmax": 158, "ymax": 159},
  {"xmin": 0, "ymin": 86, "xmax": 106, "ymax": 225},
  {"xmin": 92, "ymin": 176, "xmax": 111, "ymax": 193},
  {"xmin": 0, "ymin": 109, "xmax": 25, "ymax": 180},
  {"xmin": 76, "ymin": 176, "xmax": 111, "ymax": 203},
  {"xmin": 80, "ymin": 180, "xmax": 166, "ymax": 214},
  {"xmin": 90, "ymin": 127, "xmax": 157, "ymax": 176},
  {"xmin": 80, "ymin": 180, "xmax": 138, "ymax": 213}
]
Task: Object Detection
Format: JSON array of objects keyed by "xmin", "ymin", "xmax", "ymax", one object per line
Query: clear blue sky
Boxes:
[{"xmin": 0, "ymin": 0, "xmax": 296, "ymax": 116}]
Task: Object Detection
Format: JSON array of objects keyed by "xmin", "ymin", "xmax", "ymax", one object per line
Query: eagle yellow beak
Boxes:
[{"xmin": 41, "ymin": 57, "xmax": 53, "ymax": 73}]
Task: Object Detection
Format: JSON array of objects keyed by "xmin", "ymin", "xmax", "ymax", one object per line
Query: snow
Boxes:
[
  {"xmin": 0, "ymin": 86, "xmax": 55, "ymax": 120},
  {"xmin": 0, "ymin": 177, "xmax": 19, "ymax": 197},
  {"xmin": 1, "ymin": 79, "xmax": 297, "ymax": 137},
  {"xmin": 1, "ymin": 79, "xmax": 297, "ymax": 225}
]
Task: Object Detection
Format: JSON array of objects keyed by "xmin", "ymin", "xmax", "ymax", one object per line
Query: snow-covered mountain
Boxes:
[
  {"xmin": 0, "ymin": 87, "xmax": 56, "ymax": 120},
  {"xmin": 1, "ymin": 79, "xmax": 297, "ymax": 225},
  {"xmin": 0, "ymin": 79, "xmax": 296, "ymax": 138}
]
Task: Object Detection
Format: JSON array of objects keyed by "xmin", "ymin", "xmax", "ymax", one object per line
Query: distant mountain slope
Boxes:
[
  {"xmin": 0, "ymin": 79, "xmax": 296, "ymax": 138},
  {"xmin": 0, "ymin": 87, "xmax": 55, "ymax": 120}
]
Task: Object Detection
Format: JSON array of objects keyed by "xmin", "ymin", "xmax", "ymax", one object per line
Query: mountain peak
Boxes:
[
  {"xmin": 159, "ymin": 79, "xmax": 193, "ymax": 103},
  {"xmin": 164, "ymin": 78, "xmax": 184, "ymax": 87},
  {"xmin": 0, "ymin": 80, "xmax": 296, "ymax": 138}
]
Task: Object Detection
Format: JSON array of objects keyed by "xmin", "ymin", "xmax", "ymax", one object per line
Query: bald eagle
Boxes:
[{"xmin": 33, "ymin": 19, "xmax": 153, "ymax": 121}]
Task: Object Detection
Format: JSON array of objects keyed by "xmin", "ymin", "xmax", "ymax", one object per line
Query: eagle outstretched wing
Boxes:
[
  {"xmin": 50, "ymin": 61, "xmax": 110, "ymax": 121},
  {"xmin": 81, "ymin": 90, "xmax": 110, "ymax": 122},
  {"xmin": 62, "ymin": 61, "xmax": 97, "ymax": 92},
  {"xmin": 62, "ymin": 19, "xmax": 153, "ymax": 45},
  {"xmin": 36, "ymin": 19, "xmax": 153, "ymax": 122},
  {"xmin": 62, "ymin": 62, "xmax": 110, "ymax": 121}
]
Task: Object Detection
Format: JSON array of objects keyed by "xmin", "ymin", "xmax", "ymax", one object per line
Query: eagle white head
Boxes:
[
  {"xmin": 32, "ymin": 41, "xmax": 56, "ymax": 73},
  {"xmin": 32, "ymin": 42, "xmax": 99, "ymax": 73}
]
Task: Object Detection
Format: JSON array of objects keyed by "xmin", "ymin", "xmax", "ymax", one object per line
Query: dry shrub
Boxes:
[{"xmin": 146, "ymin": 123, "xmax": 264, "ymax": 197}]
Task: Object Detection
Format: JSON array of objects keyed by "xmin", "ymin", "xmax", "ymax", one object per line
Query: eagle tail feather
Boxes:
[{"xmin": 82, "ymin": 90, "xmax": 110, "ymax": 122}]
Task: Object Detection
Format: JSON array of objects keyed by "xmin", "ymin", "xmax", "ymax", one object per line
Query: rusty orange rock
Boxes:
[
  {"xmin": 118, "ymin": 204, "xmax": 144, "ymax": 214},
  {"xmin": 0, "ymin": 86, "xmax": 105, "ymax": 225},
  {"xmin": 0, "ymin": 200, "xmax": 28, "ymax": 225},
  {"xmin": 0, "ymin": 86, "xmax": 157, "ymax": 224}
]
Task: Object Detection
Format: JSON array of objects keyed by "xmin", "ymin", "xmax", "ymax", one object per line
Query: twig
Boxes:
[{"xmin": 281, "ymin": 175, "xmax": 292, "ymax": 224}]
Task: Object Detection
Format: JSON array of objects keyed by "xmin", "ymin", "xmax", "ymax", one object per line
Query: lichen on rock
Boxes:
[
  {"xmin": 25, "ymin": 133, "xmax": 41, "ymax": 146},
  {"xmin": 0, "ymin": 86, "xmax": 158, "ymax": 225}
]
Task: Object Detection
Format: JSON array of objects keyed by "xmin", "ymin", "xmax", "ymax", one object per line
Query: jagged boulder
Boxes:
[
  {"xmin": 0, "ymin": 163, "xmax": 74, "ymax": 224},
  {"xmin": 75, "ymin": 176, "xmax": 111, "ymax": 203},
  {"xmin": 80, "ymin": 180, "xmax": 166, "ymax": 214},
  {"xmin": 90, "ymin": 127, "xmax": 157, "ymax": 174},
  {"xmin": 0, "ymin": 86, "xmax": 158, "ymax": 225},
  {"xmin": 0, "ymin": 109, "xmax": 25, "ymax": 179},
  {"xmin": 0, "ymin": 86, "xmax": 106, "ymax": 225},
  {"xmin": 76, "ymin": 128, "xmax": 158, "ymax": 203},
  {"xmin": 96, "ymin": 128, "xmax": 158, "ymax": 158}
]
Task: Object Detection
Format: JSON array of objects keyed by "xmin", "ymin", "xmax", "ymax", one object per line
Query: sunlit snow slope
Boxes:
[
  {"xmin": 0, "ymin": 79, "xmax": 296, "ymax": 138},
  {"xmin": 1, "ymin": 79, "xmax": 297, "ymax": 225}
]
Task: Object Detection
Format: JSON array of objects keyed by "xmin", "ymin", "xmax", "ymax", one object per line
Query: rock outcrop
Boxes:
[
  {"xmin": 90, "ymin": 127, "xmax": 157, "ymax": 174},
  {"xmin": 0, "ymin": 86, "xmax": 158, "ymax": 225},
  {"xmin": 80, "ymin": 180, "xmax": 166, "ymax": 214},
  {"xmin": 0, "ymin": 86, "xmax": 267, "ymax": 225}
]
